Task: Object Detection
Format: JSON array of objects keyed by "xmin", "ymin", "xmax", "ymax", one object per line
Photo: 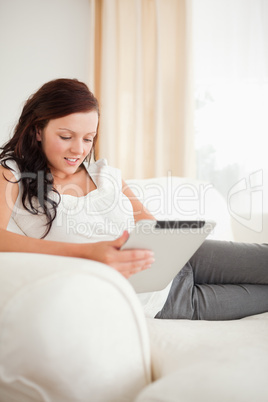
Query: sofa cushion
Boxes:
[{"xmin": 135, "ymin": 313, "xmax": 268, "ymax": 402}]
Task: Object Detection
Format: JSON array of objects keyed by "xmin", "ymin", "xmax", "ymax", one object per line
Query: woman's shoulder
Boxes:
[
  {"xmin": 0, "ymin": 161, "xmax": 20, "ymax": 211},
  {"xmin": 92, "ymin": 158, "xmax": 108, "ymax": 168},
  {"xmin": 86, "ymin": 158, "xmax": 120, "ymax": 173},
  {"xmin": 85, "ymin": 158, "xmax": 122, "ymax": 188},
  {"xmin": 0, "ymin": 158, "xmax": 20, "ymax": 180}
]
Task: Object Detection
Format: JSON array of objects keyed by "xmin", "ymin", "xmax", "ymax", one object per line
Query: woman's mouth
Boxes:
[{"xmin": 64, "ymin": 157, "xmax": 79, "ymax": 165}]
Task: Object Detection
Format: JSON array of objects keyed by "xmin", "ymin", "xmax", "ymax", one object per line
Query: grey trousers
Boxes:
[{"xmin": 155, "ymin": 240, "xmax": 268, "ymax": 320}]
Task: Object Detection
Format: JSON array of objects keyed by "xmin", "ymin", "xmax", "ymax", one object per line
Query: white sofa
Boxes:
[{"xmin": 0, "ymin": 177, "xmax": 267, "ymax": 402}]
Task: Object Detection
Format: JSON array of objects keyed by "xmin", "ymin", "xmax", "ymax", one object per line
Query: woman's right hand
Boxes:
[{"xmin": 81, "ymin": 231, "xmax": 155, "ymax": 278}]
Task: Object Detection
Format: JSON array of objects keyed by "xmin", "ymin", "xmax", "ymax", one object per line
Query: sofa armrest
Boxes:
[{"xmin": 0, "ymin": 253, "xmax": 151, "ymax": 402}]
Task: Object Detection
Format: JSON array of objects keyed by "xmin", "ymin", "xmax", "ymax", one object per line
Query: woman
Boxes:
[
  {"xmin": 0, "ymin": 79, "xmax": 155, "ymax": 278},
  {"xmin": 0, "ymin": 78, "xmax": 267, "ymax": 320}
]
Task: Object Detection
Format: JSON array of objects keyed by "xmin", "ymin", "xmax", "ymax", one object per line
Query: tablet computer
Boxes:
[{"xmin": 121, "ymin": 220, "xmax": 216, "ymax": 293}]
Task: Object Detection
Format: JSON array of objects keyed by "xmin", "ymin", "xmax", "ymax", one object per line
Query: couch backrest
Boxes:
[{"xmin": 126, "ymin": 176, "xmax": 234, "ymax": 241}]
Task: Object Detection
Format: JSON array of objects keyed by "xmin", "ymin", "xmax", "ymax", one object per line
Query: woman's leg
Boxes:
[{"xmin": 155, "ymin": 240, "xmax": 268, "ymax": 320}]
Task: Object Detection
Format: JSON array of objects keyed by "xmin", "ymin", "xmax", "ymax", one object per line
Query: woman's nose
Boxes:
[{"xmin": 71, "ymin": 139, "xmax": 84, "ymax": 154}]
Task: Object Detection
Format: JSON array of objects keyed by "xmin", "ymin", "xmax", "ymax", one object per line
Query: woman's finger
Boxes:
[
  {"xmin": 115, "ymin": 248, "xmax": 154, "ymax": 263},
  {"xmin": 111, "ymin": 257, "xmax": 154, "ymax": 276}
]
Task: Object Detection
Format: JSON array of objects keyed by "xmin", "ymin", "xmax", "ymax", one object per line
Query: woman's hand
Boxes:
[{"xmin": 82, "ymin": 231, "xmax": 155, "ymax": 278}]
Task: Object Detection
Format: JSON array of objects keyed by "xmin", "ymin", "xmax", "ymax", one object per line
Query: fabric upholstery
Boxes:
[{"xmin": 136, "ymin": 313, "xmax": 268, "ymax": 402}]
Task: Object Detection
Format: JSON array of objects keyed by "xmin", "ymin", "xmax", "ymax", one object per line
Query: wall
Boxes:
[{"xmin": 0, "ymin": 0, "xmax": 91, "ymax": 146}]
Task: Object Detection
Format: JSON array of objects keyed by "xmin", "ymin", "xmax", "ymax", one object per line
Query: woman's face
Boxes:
[{"xmin": 37, "ymin": 111, "xmax": 98, "ymax": 178}]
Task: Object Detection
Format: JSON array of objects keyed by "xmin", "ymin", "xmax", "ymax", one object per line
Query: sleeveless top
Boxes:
[{"xmin": 8, "ymin": 159, "xmax": 135, "ymax": 242}]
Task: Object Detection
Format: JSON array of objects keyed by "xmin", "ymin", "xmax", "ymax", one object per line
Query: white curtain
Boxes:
[
  {"xmin": 193, "ymin": 0, "xmax": 268, "ymax": 186},
  {"xmin": 89, "ymin": 0, "xmax": 195, "ymax": 180},
  {"xmin": 192, "ymin": 0, "xmax": 268, "ymax": 241},
  {"xmin": 193, "ymin": 0, "xmax": 268, "ymax": 84}
]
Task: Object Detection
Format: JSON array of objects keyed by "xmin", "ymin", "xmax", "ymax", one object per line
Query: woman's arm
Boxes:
[
  {"xmin": 0, "ymin": 167, "xmax": 154, "ymax": 278},
  {"xmin": 0, "ymin": 228, "xmax": 154, "ymax": 278},
  {"xmin": 122, "ymin": 180, "xmax": 156, "ymax": 222}
]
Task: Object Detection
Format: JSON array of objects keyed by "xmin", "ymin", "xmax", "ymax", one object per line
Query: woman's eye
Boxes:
[
  {"xmin": 59, "ymin": 136, "xmax": 93, "ymax": 142},
  {"xmin": 60, "ymin": 136, "xmax": 71, "ymax": 140}
]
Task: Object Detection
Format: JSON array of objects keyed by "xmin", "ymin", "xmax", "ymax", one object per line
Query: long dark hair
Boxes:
[{"xmin": 0, "ymin": 78, "xmax": 100, "ymax": 238}]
